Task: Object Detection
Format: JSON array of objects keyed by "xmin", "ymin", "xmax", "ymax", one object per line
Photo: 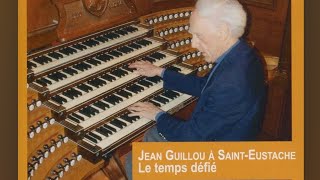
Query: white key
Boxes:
[
  {"xmin": 31, "ymin": 26, "xmax": 149, "ymax": 75},
  {"xmin": 45, "ymin": 38, "xmax": 162, "ymax": 91},
  {"xmin": 60, "ymin": 94, "xmax": 73, "ymax": 102},
  {"xmin": 74, "ymin": 112, "xmax": 88, "ymax": 121},
  {"xmin": 79, "ymin": 82, "xmax": 163, "ymax": 129},
  {"xmin": 105, "ymin": 122, "xmax": 121, "ymax": 132},
  {"xmin": 96, "ymin": 94, "xmax": 192, "ymax": 148},
  {"xmin": 61, "ymin": 52, "xmax": 176, "ymax": 110}
]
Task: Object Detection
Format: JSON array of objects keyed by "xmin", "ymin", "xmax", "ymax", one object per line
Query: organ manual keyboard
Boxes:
[{"xmin": 26, "ymin": 0, "xmax": 206, "ymax": 179}]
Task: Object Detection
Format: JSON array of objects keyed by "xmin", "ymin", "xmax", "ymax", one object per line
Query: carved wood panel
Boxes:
[{"xmin": 52, "ymin": 0, "xmax": 139, "ymax": 42}]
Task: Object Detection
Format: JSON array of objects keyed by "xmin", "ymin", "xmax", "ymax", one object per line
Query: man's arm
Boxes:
[
  {"xmin": 129, "ymin": 61, "xmax": 209, "ymax": 97},
  {"xmin": 162, "ymin": 69, "xmax": 209, "ymax": 97},
  {"xmin": 156, "ymin": 83, "xmax": 251, "ymax": 141}
]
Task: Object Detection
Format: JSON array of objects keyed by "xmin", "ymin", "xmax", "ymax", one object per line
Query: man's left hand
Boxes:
[{"xmin": 128, "ymin": 102, "xmax": 163, "ymax": 120}]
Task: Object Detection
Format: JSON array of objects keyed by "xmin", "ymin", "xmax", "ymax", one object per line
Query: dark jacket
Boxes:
[{"xmin": 156, "ymin": 39, "xmax": 266, "ymax": 141}]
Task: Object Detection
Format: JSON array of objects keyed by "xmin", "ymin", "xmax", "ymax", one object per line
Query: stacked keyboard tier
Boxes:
[{"xmin": 27, "ymin": 18, "xmax": 198, "ymax": 178}]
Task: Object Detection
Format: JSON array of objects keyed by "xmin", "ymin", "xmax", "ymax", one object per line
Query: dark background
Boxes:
[
  {"xmin": 0, "ymin": 0, "xmax": 319, "ymax": 179},
  {"xmin": 0, "ymin": 0, "xmax": 18, "ymax": 179},
  {"xmin": 305, "ymin": 0, "xmax": 320, "ymax": 179}
]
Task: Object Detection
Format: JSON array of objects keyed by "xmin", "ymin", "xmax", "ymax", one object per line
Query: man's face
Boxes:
[{"xmin": 189, "ymin": 11, "xmax": 224, "ymax": 62}]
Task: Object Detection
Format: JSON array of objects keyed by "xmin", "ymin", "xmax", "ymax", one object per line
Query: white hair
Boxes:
[{"xmin": 195, "ymin": 0, "xmax": 247, "ymax": 38}]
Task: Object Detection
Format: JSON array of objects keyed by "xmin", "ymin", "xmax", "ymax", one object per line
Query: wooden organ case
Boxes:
[{"xmin": 26, "ymin": 0, "xmax": 291, "ymax": 179}]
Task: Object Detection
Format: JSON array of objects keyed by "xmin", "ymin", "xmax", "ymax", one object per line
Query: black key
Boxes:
[
  {"xmin": 143, "ymin": 56, "xmax": 156, "ymax": 63},
  {"xmin": 116, "ymin": 90, "xmax": 132, "ymax": 98},
  {"xmin": 110, "ymin": 68, "xmax": 128, "ymax": 78},
  {"xmin": 154, "ymin": 96, "xmax": 169, "ymax": 104},
  {"xmin": 73, "ymin": 62, "xmax": 91, "ymax": 71},
  {"xmin": 27, "ymin": 61, "xmax": 37, "ymax": 69},
  {"xmin": 47, "ymin": 73, "xmax": 60, "ymax": 81},
  {"xmin": 120, "ymin": 113, "xmax": 139, "ymax": 123},
  {"xmin": 117, "ymin": 46, "xmax": 134, "ymax": 54},
  {"xmin": 81, "ymin": 62, "xmax": 92, "ymax": 69},
  {"xmin": 40, "ymin": 77, "xmax": 52, "ymax": 85},
  {"xmin": 122, "ymin": 25, "xmax": 138, "ymax": 33},
  {"xmin": 73, "ymin": 63, "xmax": 85, "ymax": 71},
  {"xmin": 161, "ymin": 91, "xmax": 176, "ymax": 99},
  {"xmin": 47, "ymin": 72, "xmax": 63, "ymax": 82},
  {"xmin": 103, "ymin": 124, "xmax": 117, "ymax": 132},
  {"xmin": 86, "ymin": 59, "xmax": 101, "ymax": 66},
  {"xmin": 93, "ymin": 101, "xmax": 109, "ymax": 110},
  {"xmin": 167, "ymin": 66, "xmax": 181, "ymax": 72},
  {"xmin": 127, "ymin": 43, "xmax": 142, "ymax": 50},
  {"xmin": 104, "ymin": 95, "xmax": 123, "ymax": 105},
  {"xmin": 101, "ymin": 74, "xmax": 116, "ymax": 82},
  {"xmin": 96, "ymin": 53, "xmax": 113, "ymax": 62},
  {"xmin": 96, "ymin": 127, "xmax": 111, "ymax": 137},
  {"xmin": 59, "ymin": 47, "xmax": 77, "ymax": 55},
  {"xmin": 48, "ymin": 52, "xmax": 63, "ymax": 59},
  {"xmin": 88, "ymin": 132, "xmax": 102, "ymax": 141},
  {"xmin": 136, "ymin": 39, "xmax": 152, "ymax": 46},
  {"xmin": 81, "ymin": 106, "xmax": 97, "ymax": 116},
  {"xmin": 150, "ymin": 52, "xmax": 166, "ymax": 60},
  {"xmin": 108, "ymin": 50, "xmax": 122, "ymax": 57},
  {"xmin": 35, "ymin": 79, "xmax": 47, "ymax": 87},
  {"xmin": 82, "ymin": 39, "xmax": 99, "ymax": 47},
  {"xmin": 103, "ymin": 32, "xmax": 120, "ymax": 40},
  {"xmin": 84, "ymin": 134, "xmax": 98, "ymax": 143},
  {"xmin": 68, "ymin": 115, "xmax": 80, "ymax": 123},
  {"xmin": 110, "ymin": 119, "xmax": 126, "ymax": 129},
  {"xmin": 149, "ymin": 100, "xmax": 161, "ymax": 107},
  {"xmin": 88, "ymin": 106, "xmax": 99, "ymax": 114},
  {"xmin": 62, "ymin": 67, "xmax": 78, "ymax": 75},
  {"xmin": 94, "ymin": 36, "xmax": 108, "ymax": 43},
  {"xmin": 88, "ymin": 78, "xmax": 106, "ymax": 88},
  {"xmin": 122, "ymin": 64, "xmax": 135, "ymax": 72},
  {"xmin": 56, "ymin": 71, "xmax": 67, "ymax": 79},
  {"xmin": 137, "ymin": 79, "xmax": 153, "ymax": 87},
  {"xmin": 71, "ymin": 88, "xmax": 82, "ymax": 96},
  {"xmin": 165, "ymin": 90, "xmax": 180, "ymax": 97},
  {"xmin": 33, "ymin": 56, "xmax": 52, "ymax": 65},
  {"xmin": 72, "ymin": 43, "xmax": 87, "ymax": 51},
  {"xmin": 62, "ymin": 90, "xmax": 75, "ymax": 99},
  {"xmin": 145, "ymin": 76, "xmax": 162, "ymax": 83},
  {"xmin": 126, "ymin": 84, "xmax": 144, "ymax": 93},
  {"xmin": 51, "ymin": 95, "xmax": 67, "ymax": 104},
  {"xmin": 114, "ymin": 29, "xmax": 128, "ymax": 36},
  {"xmin": 79, "ymin": 108, "xmax": 92, "ymax": 117},
  {"xmin": 77, "ymin": 83, "xmax": 93, "ymax": 93},
  {"xmin": 72, "ymin": 113, "xmax": 85, "ymax": 121}
]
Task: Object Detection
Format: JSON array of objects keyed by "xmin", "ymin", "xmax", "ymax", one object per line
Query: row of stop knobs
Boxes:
[
  {"xmin": 28, "ymin": 117, "xmax": 56, "ymax": 139},
  {"xmin": 27, "ymin": 99, "xmax": 42, "ymax": 112},
  {"xmin": 169, "ymin": 37, "xmax": 193, "ymax": 49},
  {"xmin": 46, "ymin": 153, "xmax": 83, "ymax": 180},
  {"xmin": 145, "ymin": 11, "xmax": 192, "ymax": 25},
  {"xmin": 27, "ymin": 135, "xmax": 70, "ymax": 179}
]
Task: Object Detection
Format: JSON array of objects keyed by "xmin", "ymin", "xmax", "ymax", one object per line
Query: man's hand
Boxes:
[
  {"xmin": 129, "ymin": 61, "xmax": 164, "ymax": 77},
  {"xmin": 128, "ymin": 102, "xmax": 163, "ymax": 120}
]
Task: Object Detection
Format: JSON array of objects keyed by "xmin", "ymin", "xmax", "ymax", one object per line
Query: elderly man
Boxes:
[{"xmin": 125, "ymin": 0, "xmax": 266, "ymax": 178}]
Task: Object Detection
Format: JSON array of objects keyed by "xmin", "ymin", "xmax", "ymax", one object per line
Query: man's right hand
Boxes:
[{"xmin": 129, "ymin": 61, "xmax": 164, "ymax": 77}]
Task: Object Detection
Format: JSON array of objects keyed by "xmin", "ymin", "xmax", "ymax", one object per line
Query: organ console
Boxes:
[{"xmin": 27, "ymin": 0, "xmax": 291, "ymax": 179}]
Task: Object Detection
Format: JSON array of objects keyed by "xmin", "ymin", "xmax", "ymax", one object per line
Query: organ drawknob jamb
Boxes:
[
  {"xmin": 63, "ymin": 158, "xmax": 76, "ymax": 167},
  {"xmin": 44, "ymin": 144, "xmax": 56, "ymax": 153},
  {"xmin": 57, "ymin": 163, "xmax": 70, "ymax": 172}
]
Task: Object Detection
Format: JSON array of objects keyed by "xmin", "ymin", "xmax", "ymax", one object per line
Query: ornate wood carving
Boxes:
[
  {"xmin": 52, "ymin": 0, "xmax": 138, "ymax": 42},
  {"xmin": 82, "ymin": 0, "xmax": 109, "ymax": 17}
]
